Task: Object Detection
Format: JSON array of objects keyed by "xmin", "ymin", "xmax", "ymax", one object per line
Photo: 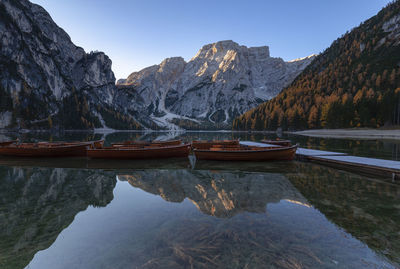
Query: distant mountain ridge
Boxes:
[
  {"xmin": 116, "ymin": 40, "xmax": 315, "ymax": 130},
  {"xmin": 233, "ymin": 1, "xmax": 400, "ymax": 131},
  {"xmin": 0, "ymin": 0, "xmax": 314, "ymax": 131}
]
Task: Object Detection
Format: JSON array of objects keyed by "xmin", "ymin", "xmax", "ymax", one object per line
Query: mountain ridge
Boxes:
[{"xmin": 116, "ymin": 40, "xmax": 315, "ymax": 129}]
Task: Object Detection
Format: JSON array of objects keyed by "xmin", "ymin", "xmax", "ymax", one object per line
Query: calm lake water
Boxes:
[
  {"xmin": 1, "ymin": 130, "xmax": 400, "ymax": 160},
  {"xmin": 0, "ymin": 131, "xmax": 399, "ymax": 268}
]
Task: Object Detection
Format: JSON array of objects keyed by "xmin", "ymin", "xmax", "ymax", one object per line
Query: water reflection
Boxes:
[
  {"xmin": 118, "ymin": 170, "xmax": 309, "ymax": 218},
  {"xmin": 0, "ymin": 163, "xmax": 398, "ymax": 268},
  {"xmin": 287, "ymin": 163, "xmax": 400, "ymax": 265},
  {"xmin": 0, "ymin": 167, "xmax": 116, "ymax": 269}
]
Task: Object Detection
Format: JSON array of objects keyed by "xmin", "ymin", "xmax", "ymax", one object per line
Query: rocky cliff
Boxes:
[
  {"xmin": 116, "ymin": 40, "xmax": 315, "ymax": 129},
  {"xmin": 0, "ymin": 0, "xmax": 140, "ymax": 130}
]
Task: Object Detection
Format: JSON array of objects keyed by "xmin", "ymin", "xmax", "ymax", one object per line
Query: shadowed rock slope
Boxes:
[{"xmin": 0, "ymin": 0, "xmax": 140, "ymax": 130}]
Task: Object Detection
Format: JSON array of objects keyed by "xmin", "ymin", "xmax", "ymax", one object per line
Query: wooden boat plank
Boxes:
[
  {"xmin": 0, "ymin": 140, "xmax": 18, "ymax": 147},
  {"xmin": 87, "ymin": 143, "xmax": 191, "ymax": 159},
  {"xmin": 240, "ymin": 141, "xmax": 280, "ymax": 148},
  {"xmin": 194, "ymin": 145, "xmax": 297, "ymax": 161},
  {"xmin": 0, "ymin": 143, "xmax": 88, "ymax": 157}
]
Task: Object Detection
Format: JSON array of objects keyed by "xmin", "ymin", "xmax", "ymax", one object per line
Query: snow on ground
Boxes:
[
  {"xmin": 152, "ymin": 89, "xmax": 200, "ymax": 130},
  {"xmin": 93, "ymin": 112, "xmax": 116, "ymax": 133}
]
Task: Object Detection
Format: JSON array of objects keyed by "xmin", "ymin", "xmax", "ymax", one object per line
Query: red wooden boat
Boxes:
[
  {"xmin": 0, "ymin": 143, "xmax": 89, "ymax": 157},
  {"xmin": 191, "ymin": 140, "xmax": 239, "ymax": 149},
  {"xmin": 193, "ymin": 144, "xmax": 297, "ymax": 161},
  {"xmin": 261, "ymin": 139, "xmax": 292, "ymax": 147},
  {"xmin": 0, "ymin": 140, "xmax": 18, "ymax": 147},
  {"xmin": 112, "ymin": 139, "xmax": 182, "ymax": 147},
  {"xmin": 87, "ymin": 143, "xmax": 191, "ymax": 159},
  {"xmin": 66, "ymin": 140, "xmax": 104, "ymax": 149}
]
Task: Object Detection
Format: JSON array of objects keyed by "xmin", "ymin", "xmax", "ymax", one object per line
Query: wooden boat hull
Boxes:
[
  {"xmin": 0, "ymin": 140, "xmax": 18, "ymax": 147},
  {"xmin": 191, "ymin": 140, "xmax": 239, "ymax": 149},
  {"xmin": 194, "ymin": 145, "xmax": 297, "ymax": 161},
  {"xmin": 112, "ymin": 140, "xmax": 182, "ymax": 147},
  {"xmin": 87, "ymin": 144, "xmax": 191, "ymax": 159},
  {"xmin": 0, "ymin": 144, "xmax": 89, "ymax": 157}
]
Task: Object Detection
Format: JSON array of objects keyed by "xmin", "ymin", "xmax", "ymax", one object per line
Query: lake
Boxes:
[
  {"xmin": 0, "ymin": 131, "xmax": 399, "ymax": 268},
  {"xmin": 2, "ymin": 130, "xmax": 400, "ymax": 161}
]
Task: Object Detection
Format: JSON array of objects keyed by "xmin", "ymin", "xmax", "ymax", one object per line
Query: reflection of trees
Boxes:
[
  {"xmin": 118, "ymin": 169, "xmax": 308, "ymax": 218},
  {"xmin": 0, "ymin": 167, "xmax": 116, "ymax": 269},
  {"xmin": 287, "ymin": 163, "xmax": 400, "ymax": 264}
]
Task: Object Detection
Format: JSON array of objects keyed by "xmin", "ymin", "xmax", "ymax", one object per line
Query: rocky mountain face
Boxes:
[
  {"xmin": 0, "ymin": 0, "xmax": 140, "ymax": 130},
  {"xmin": 0, "ymin": 0, "xmax": 313, "ymax": 131},
  {"xmin": 116, "ymin": 40, "xmax": 315, "ymax": 129}
]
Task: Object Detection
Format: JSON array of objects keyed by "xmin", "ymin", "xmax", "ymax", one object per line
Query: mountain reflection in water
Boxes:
[
  {"xmin": 0, "ymin": 167, "xmax": 116, "ymax": 269},
  {"xmin": 0, "ymin": 163, "xmax": 397, "ymax": 268},
  {"xmin": 117, "ymin": 170, "xmax": 309, "ymax": 218}
]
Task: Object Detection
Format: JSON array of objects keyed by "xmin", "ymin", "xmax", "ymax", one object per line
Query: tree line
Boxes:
[{"xmin": 233, "ymin": 1, "xmax": 400, "ymax": 130}]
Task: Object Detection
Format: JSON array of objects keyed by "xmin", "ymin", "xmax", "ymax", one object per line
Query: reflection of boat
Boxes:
[
  {"xmin": 261, "ymin": 139, "xmax": 292, "ymax": 147},
  {"xmin": 0, "ymin": 156, "xmax": 191, "ymax": 170},
  {"xmin": 194, "ymin": 144, "xmax": 297, "ymax": 161},
  {"xmin": 87, "ymin": 143, "xmax": 191, "ymax": 159},
  {"xmin": 0, "ymin": 143, "xmax": 89, "ymax": 157},
  {"xmin": 112, "ymin": 139, "xmax": 182, "ymax": 147},
  {"xmin": 0, "ymin": 140, "xmax": 18, "ymax": 147},
  {"xmin": 191, "ymin": 140, "xmax": 239, "ymax": 149}
]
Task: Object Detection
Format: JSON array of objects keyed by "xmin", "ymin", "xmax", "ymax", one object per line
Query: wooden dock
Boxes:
[
  {"xmin": 240, "ymin": 141, "xmax": 400, "ymax": 180},
  {"xmin": 296, "ymin": 148, "xmax": 400, "ymax": 179}
]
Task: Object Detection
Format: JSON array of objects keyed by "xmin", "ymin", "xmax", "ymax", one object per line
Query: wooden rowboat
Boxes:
[
  {"xmin": 194, "ymin": 144, "xmax": 297, "ymax": 161},
  {"xmin": 87, "ymin": 143, "xmax": 191, "ymax": 159},
  {"xmin": 261, "ymin": 139, "xmax": 292, "ymax": 147},
  {"xmin": 191, "ymin": 140, "xmax": 239, "ymax": 149},
  {"xmin": 112, "ymin": 139, "xmax": 182, "ymax": 147},
  {"xmin": 0, "ymin": 143, "xmax": 89, "ymax": 157},
  {"xmin": 0, "ymin": 140, "xmax": 18, "ymax": 147},
  {"xmin": 65, "ymin": 140, "xmax": 104, "ymax": 149}
]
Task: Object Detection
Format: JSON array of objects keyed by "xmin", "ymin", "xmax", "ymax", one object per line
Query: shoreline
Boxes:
[{"xmin": 291, "ymin": 129, "xmax": 400, "ymax": 140}]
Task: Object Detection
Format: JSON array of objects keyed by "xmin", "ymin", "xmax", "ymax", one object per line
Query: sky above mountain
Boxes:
[{"xmin": 30, "ymin": 0, "xmax": 392, "ymax": 80}]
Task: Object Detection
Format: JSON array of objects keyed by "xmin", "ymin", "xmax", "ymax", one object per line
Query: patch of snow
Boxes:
[
  {"xmin": 93, "ymin": 111, "xmax": 116, "ymax": 133},
  {"xmin": 151, "ymin": 82, "xmax": 201, "ymax": 130},
  {"xmin": 224, "ymin": 109, "xmax": 229, "ymax": 124},
  {"xmin": 198, "ymin": 110, "xmax": 208, "ymax": 118},
  {"xmin": 288, "ymin": 54, "xmax": 318, "ymax": 63}
]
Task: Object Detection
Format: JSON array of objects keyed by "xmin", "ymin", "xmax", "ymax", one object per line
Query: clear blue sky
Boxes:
[{"xmin": 30, "ymin": 0, "xmax": 392, "ymax": 80}]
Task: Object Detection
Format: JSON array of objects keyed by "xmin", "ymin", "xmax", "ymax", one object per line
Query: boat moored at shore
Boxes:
[{"xmin": 194, "ymin": 144, "xmax": 298, "ymax": 161}]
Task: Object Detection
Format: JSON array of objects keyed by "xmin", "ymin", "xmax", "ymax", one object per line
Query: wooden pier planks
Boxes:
[{"xmin": 296, "ymin": 147, "xmax": 400, "ymax": 178}]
